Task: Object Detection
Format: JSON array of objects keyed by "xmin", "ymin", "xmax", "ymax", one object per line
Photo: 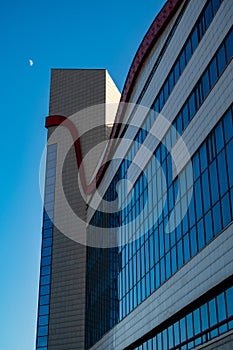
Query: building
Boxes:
[{"xmin": 36, "ymin": 0, "xmax": 233, "ymax": 349}]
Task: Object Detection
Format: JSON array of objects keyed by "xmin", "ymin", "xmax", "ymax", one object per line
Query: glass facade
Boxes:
[
  {"xmin": 86, "ymin": 0, "xmax": 233, "ymax": 349},
  {"xmin": 118, "ymin": 104, "xmax": 233, "ymax": 320},
  {"xmin": 85, "ymin": 177, "xmax": 120, "ymax": 349},
  {"xmin": 122, "ymin": 0, "xmax": 223, "ymax": 129},
  {"xmin": 134, "ymin": 284, "xmax": 233, "ymax": 350},
  {"xmin": 36, "ymin": 144, "xmax": 57, "ymax": 350}
]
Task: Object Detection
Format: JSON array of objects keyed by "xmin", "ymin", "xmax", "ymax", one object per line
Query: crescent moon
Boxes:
[{"xmin": 29, "ymin": 59, "xmax": 34, "ymax": 66}]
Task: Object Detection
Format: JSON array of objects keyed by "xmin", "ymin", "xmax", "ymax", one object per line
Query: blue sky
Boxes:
[{"xmin": 0, "ymin": 0, "xmax": 165, "ymax": 348}]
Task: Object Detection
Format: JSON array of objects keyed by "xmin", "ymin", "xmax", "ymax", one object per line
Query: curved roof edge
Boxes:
[
  {"xmin": 45, "ymin": 0, "xmax": 183, "ymax": 194},
  {"xmin": 122, "ymin": 0, "xmax": 183, "ymax": 104}
]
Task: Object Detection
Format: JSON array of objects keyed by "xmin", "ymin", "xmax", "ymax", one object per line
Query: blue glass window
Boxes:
[
  {"xmin": 209, "ymin": 57, "xmax": 218, "ymax": 87},
  {"xmin": 38, "ymin": 325, "xmax": 48, "ymax": 337},
  {"xmin": 225, "ymin": 29, "xmax": 233, "ymax": 62}
]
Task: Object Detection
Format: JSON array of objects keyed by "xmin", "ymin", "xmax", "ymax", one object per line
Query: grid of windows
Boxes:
[
  {"xmin": 36, "ymin": 144, "xmax": 57, "ymax": 350},
  {"xmin": 134, "ymin": 284, "xmax": 233, "ymax": 350},
  {"xmin": 121, "ymin": 0, "xmax": 223, "ymax": 133},
  {"xmin": 87, "ymin": 26, "xmax": 233, "ymax": 329},
  {"xmin": 85, "ymin": 177, "xmax": 119, "ymax": 349},
  {"xmin": 124, "ymin": 26, "xmax": 232, "ymax": 169},
  {"xmin": 152, "ymin": 0, "xmax": 223, "ymax": 114},
  {"xmin": 118, "ymin": 105, "xmax": 233, "ymax": 319},
  {"xmin": 85, "ymin": 0, "xmax": 230, "ymax": 345}
]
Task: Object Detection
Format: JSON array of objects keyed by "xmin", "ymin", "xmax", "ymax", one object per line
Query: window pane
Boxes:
[
  {"xmin": 190, "ymin": 226, "xmax": 197, "ymax": 257},
  {"xmin": 38, "ymin": 325, "xmax": 48, "ymax": 337},
  {"xmin": 183, "ymin": 234, "xmax": 190, "ymax": 263},
  {"xmin": 221, "ymin": 193, "xmax": 231, "ymax": 227},
  {"xmin": 226, "ymin": 287, "xmax": 233, "ymax": 317},
  {"xmin": 217, "ymin": 44, "xmax": 227, "ymax": 75},
  {"xmin": 191, "ymin": 27, "xmax": 198, "ymax": 52},
  {"xmin": 197, "ymin": 219, "xmax": 205, "ymax": 250},
  {"xmin": 201, "ymin": 304, "xmax": 209, "ymax": 331},
  {"xmin": 37, "ymin": 336, "xmax": 48, "ymax": 347},
  {"xmin": 202, "ymin": 169, "xmax": 210, "ymax": 213},
  {"xmin": 225, "ymin": 29, "xmax": 233, "ymax": 62},
  {"xmin": 209, "ymin": 161, "xmax": 219, "ymax": 205},
  {"xmin": 204, "ymin": 211, "xmax": 213, "ymax": 244},
  {"xmin": 204, "ymin": 1, "xmax": 213, "ymax": 28},
  {"xmin": 209, "ymin": 57, "xmax": 218, "ymax": 87},
  {"xmin": 39, "ymin": 315, "xmax": 49, "ymax": 326},
  {"xmin": 217, "ymin": 150, "xmax": 228, "ymax": 196},
  {"xmin": 180, "ymin": 50, "xmax": 186, "ymax": 73},
  {"xmin": 40, "ymin": 284, "xmax": 50, "ymax": 296},
  {"xmin": 39, "ymin": 305, "xmax": 49, "ymax": 316},
  {"xmin": 223, "ymin": 109, "xmax": 233, "ymax": 143},
  {"xmin": 215, "ymin": 122, "xmax": 224, "ymax": 154},
  {"xmin": 212, "ymin": 0, "xmax": 221, "ymax": 16},
  {"xmin": 226, "ymin": 140, "xmax": 233, "ymax": 188},
  {"xmin": 202, "ymin": 70, "xmax": 210, "ymax": 99},
  {"xmin": 212, "ymin": 202, "xmax": 222, "ymax": 236},
  {"xmin": 185, "ymin": 39, "xmax": 192, "ymax": 62},
  {"xmin": 189, "ymin": 92, "xmax": 196, "ymax": 120}
]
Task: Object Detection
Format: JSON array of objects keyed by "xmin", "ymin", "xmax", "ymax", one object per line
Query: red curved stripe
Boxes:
[
  {"xmin": 46, "ymin": 115, "xmax": 96, "ymax": 195},
  {"xmin": 45, "ymin": 0, "xmax": 182, "ymax": 195}
]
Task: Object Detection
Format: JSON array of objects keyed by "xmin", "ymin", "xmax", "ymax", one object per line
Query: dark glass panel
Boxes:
[
  {"xmin": 217, "ymin": 44, "xmax": 227, "ymax": 75},
  {"xmin": 195, "ymin": 179, "xmax": 203, "ymax": 221},
  {"xmin": 185, "ymin": 39, "xmax": 192, "ymax": 63},
  {"xmin": 211, "ymin": 0, "xmax": 221, "ymax": 16},
  {"xmin": 226, "ymin": 139, "xmax": 233, "ymax": 188},
  {"xmin": 212, "ymin": 202, "xmax": 222, "ymax": 236},
  {"xmin": 42, "ymin": 237, "xmax": 52, "ymax": 248},
  {"xmin": 177, "ymin": 239, "xmax": 183, "ymax": 268},
  {"xmin": 204, "ymin": 211, "xmax": 213, "ymax": 244},
  {"xmin": 38, "ymin": 325, "xmax": 48, "ymax": 337},
  {"xmin": 190, "ymin": 226, "xmax": 197, "ymax": 257},
  {"xmin": 217, "ymin": 150, "xmax": 228, "ymax": 196},
  {"xmin": 202, "ymin": 70, "xmax": 210, "ymax": 99},
  {"xmin": 165, "ymin": 252, "xmax": 171, "ymax": 279},
  {"xmin": 40, "ymin": 275, "xmax": 50, "ymax": 286},
  {"xmin": 171, "ymin": 246, "xmax": 177, "ymax": 274},
  {"xmin": 209, "ymin": 57, "xmax": 218, "ymax": 87},
  {"xmin": 168, "ymin": 71, "xmax": 175, "ymax": 93},
  {"xmin": 225, "ymin": 29, "xmax": 233, "ymax": 62},
  {"xmin": 215, "ymin": 121, "xmax": 224, "ymax": 154},
  {"xmin": 209, "ymin": 160, "xmax": 219, "ymax": 205},
  {"xmin": 179, "ymin": 50, "xmax": 186, "ymax": 73},
  {"xmin": 37, "ymin": 336, "xmax": 48, "ymax": 347},
  {"xmin": 221, "ymin": 193, "xmax": 231, "ymax": 227},
  {"xmin": 41, "ymin": 265, "xmax": 50, "ymax": 276},
  {"xmin": 174, "ymin": 61, "xmax": 180, "ymax": 84},
  {"xmin": 41, "ymin": 255, "xmax": 52, "ymax": 267},
  {"xmin": 202, "ymin": 169, "xmax": 210, "ymax": 213},
  {"xmin": 201, "ymin": 303, "xmax": 209, "ymax": 331},
  {"xmin": 200, "ymin": 143, "xmax": 208, "ymax": 172},
  {"xmin": 183, "ymin": 233, "xmax": 190, "ymax": 263},
  {"xmin": 42, "ymin": 246, "xmax": 52, "ymax": 257},
  {"xmin": 226, "ymin": 287, "xmax": 233, "ymax": 317},
  {"xmin": 223, "ymin": 109, "xmax": 233, "ymax": 143},
  {"xmin": 39, "ymin": 305, "xmax": 49, "ymax": 316},
  {"xmin": 189, "ymin": 92, "xmax": 196, "ymax": 120},
  {"xmin": 191, "ymin": 27, "xmax": 198, "ymax": 52},
  {"xmin": 197, "ymin": 219, "xmax": 205, "ymax": 250},
  {"xmin": 39, "ymin": 315, "xmax": 49, "ymax": 326},
  {"xmin": 204, "ymin": 1, "xmax": 213, "ymax": 28}
]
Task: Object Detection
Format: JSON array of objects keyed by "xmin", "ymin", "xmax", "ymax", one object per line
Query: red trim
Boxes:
[
  {"xmin": 46, "ymin": 115, "xmax": 96, "ymax": 194},
  {"xmin": 45, "ymin": 0, "xmax": 183, "ymax": 194}
]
